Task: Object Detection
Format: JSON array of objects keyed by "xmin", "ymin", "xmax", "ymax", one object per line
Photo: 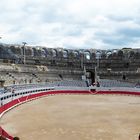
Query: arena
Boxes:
[
  {"xmin": 0, "ymin": 43, "xmax": 140, "ymax": 140},
  {"xmin": 1, "ymin": 0, "xmax": 140, "ymax": 138},
  {"xmin": 1, "ymin": 94, "xmax": 140, "ymax": 140}
]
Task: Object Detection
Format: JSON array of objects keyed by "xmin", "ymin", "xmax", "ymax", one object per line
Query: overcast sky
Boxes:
[{"xmin": 0, "ymin": 0, "xmax": 140, "ymax": 50}]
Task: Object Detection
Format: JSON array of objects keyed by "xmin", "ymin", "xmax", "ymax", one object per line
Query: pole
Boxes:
[
  {"xmin": 97, "ymin": 57, "xmax": 99, "ymax": 69},
  {"xmin": 22, "ymin": 42, "xmax": 27, "ymax": 65},
  {"xmin": 81, "ymin": 53, "xmax": 83, "ymax": 70},
  {"xmin": 95, "ymin": 52, "xmax": 100, "ymax": 84},
  {"xmin": 95, "ymin": 65, "xmax": 97, "ymax": 84}
]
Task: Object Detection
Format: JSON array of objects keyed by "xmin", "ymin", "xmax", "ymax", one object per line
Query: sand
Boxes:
[{"xmin": 0, "ymin": 94, "xmax": 140, "ymax": 140}]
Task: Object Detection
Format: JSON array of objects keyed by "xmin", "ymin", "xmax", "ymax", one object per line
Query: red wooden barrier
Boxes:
[{"xmin": 0, "ymin": 126, "xmax": 13, "ymax": 139}]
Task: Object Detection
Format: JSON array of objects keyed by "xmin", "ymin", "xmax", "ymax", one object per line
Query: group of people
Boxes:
[{"xmin": 92, "ymin": 81, "xmax": 100, "ymax": 87}]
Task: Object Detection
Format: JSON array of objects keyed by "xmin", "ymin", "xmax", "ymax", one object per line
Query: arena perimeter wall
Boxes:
[{"xmin": 0, "ymin": 89, "xmax": 140, "ymax": 140}]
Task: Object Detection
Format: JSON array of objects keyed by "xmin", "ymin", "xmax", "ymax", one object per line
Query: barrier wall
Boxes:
[
  {"xmin": 0, "ymin": 89, "xmax": 140, "ymax": 140},
  {"xmin": 97, "ymin": 90, "xmax": 140, "ymax": 96},
  {"xmin": 0, "ymin": 126, "xmax": 13, "ymax": 140}
]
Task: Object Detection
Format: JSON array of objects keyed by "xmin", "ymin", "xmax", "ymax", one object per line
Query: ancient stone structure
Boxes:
[{"xmin": 0, "ymin": 43, "xmax": 140, "ymax": 86}]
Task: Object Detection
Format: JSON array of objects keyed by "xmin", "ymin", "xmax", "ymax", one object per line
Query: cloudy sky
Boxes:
[{"xmin": 0, "ymin": 0, "xmax": 140, "ymax": 49}]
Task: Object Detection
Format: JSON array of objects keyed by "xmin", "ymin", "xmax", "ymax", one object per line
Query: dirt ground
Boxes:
[{"xmin": 0, "ymin": 94, "xmax": 140, "ymax": 140}]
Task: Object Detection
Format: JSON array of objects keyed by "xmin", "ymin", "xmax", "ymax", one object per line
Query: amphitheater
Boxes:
[{"xmin": 0, "ymin": 43, "xmax": 140, "ymax": 140}]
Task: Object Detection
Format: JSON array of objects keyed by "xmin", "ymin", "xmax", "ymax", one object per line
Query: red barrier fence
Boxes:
[
  {"xmin": 0, "ymin": 126, "xmax": 13, "ymax": 140},
  {"xmin": 0, "ymin": 89, "xmax": 140, "ymax": 139},
  {"xmin": 97, "ymin": 90, "xmax": 140, "ymax": 96}
]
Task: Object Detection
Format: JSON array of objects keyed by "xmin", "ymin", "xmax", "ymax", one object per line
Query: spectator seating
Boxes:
[{"xmin": 100, "ymin": 79, "xmax": 136, "ymax": 88}]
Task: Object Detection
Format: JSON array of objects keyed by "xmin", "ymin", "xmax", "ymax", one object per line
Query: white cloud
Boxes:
[{"xmin": 0, "ymin": 0, "xmax": 140, "ymax": 49}]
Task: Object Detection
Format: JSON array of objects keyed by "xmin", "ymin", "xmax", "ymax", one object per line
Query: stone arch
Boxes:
[
  {"xmin": 10, "ymin": 46, "xmax": 22, "ymax": 55},
  {"xmin": 63, "ymin": 50, "xmax": 68, "ymax": 58},
  {"xmin": 42, "ymin": 48, "xmax": 48, "ymax": 57},
  {"xmin": 112, "ymin": 49, "xmax": 118, "ymax": 59},
  {"xmin": 25, "ymin": 47, "xmax": 33, "ymax": 56},
  {"xmin": 40, "ymin": 48, "xmax": 46, "ymax": 57},
  {"xmin": 91, "ymin": 52, "xmax": 96, "ymax": 60},
  {"xmin": 73, "ymin": 50, "xmax": 80, "ymax": 58},
  {"xmin": 128, "ymin": 50, "xmax": 135, "ymax": 58},
  {"xmin": 134, "ymin": 51, "xmax": 140, "ymax": 59},
  {"xmin": 100, "ymin": 51, "xmax": 106, "ymax": 59},
  {"xmin": 52, "ymin": 49, "xmax": 58, "ymax": 57},
  {"xmin": 10, "ymin": 46, "xmax": 16, "ymax": 53},
  {"xmin": 33, "ymin": 47, "xmax": 45, "ymax": 57},
  {"xmin": 84, "ymin": 50, "xmax": 91, "ymax": 60},
  {"xmin": 68, "ymin": 51, "xmax": 74, "ymax": 59},
  {"xmin": 32, "ymin": 48, "xmax": 38, "ymax": 57},
  {"xmin": 32, "ymin": 47, "xmax": 41, "ymax": 57},
  {"xmin": 117, "ymin": 50, "xmax": 124, "ymax": 58},
  {"xmin": 0, "ymin": 45, "xmax": 18, "ymax": 60},
  {"xmin": 106, "ymin": 50, "xmax": 112, "ymax": 58},
  {"xmin": 96, "ymin": 51, "xmax": 102, "ymax": 59},
  {"xmin": 37, "ymin": 47, "xmax": 42, "ymax": 57},
  {"xmin": 57, "ymin": 49, "xmax": 63, "ymax": 58},
  {"xmin": 112, "ymin": 49, "xmax": 117, "ymax": 53},
  {"xmin": 16, "ymin": 46, "xmax": 22, "ymax": 55}
]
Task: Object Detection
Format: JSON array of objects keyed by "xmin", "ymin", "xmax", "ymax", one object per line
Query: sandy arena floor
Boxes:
[{"xmin": 0, "ymin": 94, "xmax": 140, "ymax": 140}]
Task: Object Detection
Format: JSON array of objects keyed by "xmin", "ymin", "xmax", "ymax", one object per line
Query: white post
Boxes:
[
  {"xmin": 95, "ymin": 66, "xmax": 97, "ymax": 84},
  {"xmin": 95, "ymin": 52, "xmax": 100, "ymax": 84},
  {"xmin": 81, "ymin": 53, "xmax": 84, "ymax": 70}
]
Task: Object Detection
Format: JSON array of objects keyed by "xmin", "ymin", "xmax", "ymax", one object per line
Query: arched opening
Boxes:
[
  {"xmin": 52, "ymin": 49, "xmax": 57, "ymax": 57},
  {"xmin": 10, "ymin": 46, "xmax": 22, "ymax": 55},
  {"xmin": 84, "ymin": 51, "xmax": 91, "ymax": 60},
  {"xmin": 63, "ymin": 50, "xmax": 68, "ymax": 58},
  {"xmin": 91, "ymin": 52, "xmax": 96, "ymax": 60},
  {"xmin": 25, "ymin": 47, "xmax": 33, "ymax": 56},
  {"xmin": 112, "ymin": 49, "xmax": 118, "ymax": 59},
  {"xmin": 32, "ymin": 48, "xmax": 39, "ymax": 57},
  {"xmin": 73, "ymin": 51, "xmax": 80, "ymax": 58},
  {"xmin": 96, "ymin": 51, "xmax": 101, "ymax": 68},
  {"xmin": 42, "ymin": 48, "xmax": 48, "ymax": 57},
  {"xmin": 106, "ymin": 51, "xmax": 112, "ymax": 59},
  {"xmin": 37, "ymin": 47, "xmax": 46, "ymax": 57},
  {"xmin": 96, "ymin": 51, "xmax": 101, "ymax": 59},
  {"xmin": 86, "ymin": 71, "xmax": 95, "ymax": 86}
]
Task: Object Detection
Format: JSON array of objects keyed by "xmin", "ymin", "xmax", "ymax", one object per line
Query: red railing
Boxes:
[{"xmin": 0, "ymin": 126, "xmax": 13, "ymax": 140}]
